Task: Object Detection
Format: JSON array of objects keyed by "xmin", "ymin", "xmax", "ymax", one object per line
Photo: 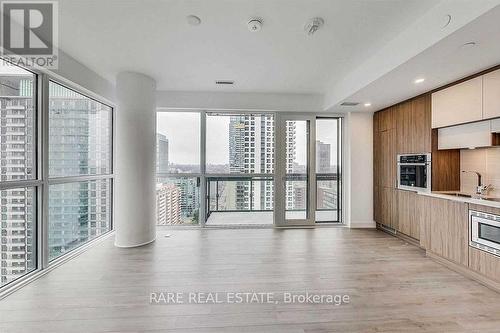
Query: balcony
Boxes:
[{"xmin": 204, "ymin": 175, "xmax": 340, "ymax": 226}]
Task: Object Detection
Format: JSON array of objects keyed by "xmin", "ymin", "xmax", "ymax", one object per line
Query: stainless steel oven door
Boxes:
[
  {"xmin": 397, "ymin": 162, "xmax": 430, "ymax": 192},
  {"xmin": 470, "ymin": 211, "xmax": 500, "ymax": 257}
]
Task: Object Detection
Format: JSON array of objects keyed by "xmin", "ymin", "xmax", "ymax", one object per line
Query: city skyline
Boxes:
[{"xmin": 156, "ymin": 112, "xmax": 341, "ymax": 169}]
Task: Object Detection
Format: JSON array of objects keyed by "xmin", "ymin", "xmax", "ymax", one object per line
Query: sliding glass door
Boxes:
[
  {"xmin": 274, "ymin": 114, "xmax": 316, "ymax": 226},
  {"xmin": 315, "ymin": 118, "xmax": 342, "ymax": 223}
]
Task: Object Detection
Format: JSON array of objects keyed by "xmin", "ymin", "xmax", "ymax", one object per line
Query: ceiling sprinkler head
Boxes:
[
  {"xmin": 305, "ymin": 17, "xmax": 324, "ymax": 36},
  {"xmin": 248, "ymin": 18, "xmax": 263, "ymax": 32}
]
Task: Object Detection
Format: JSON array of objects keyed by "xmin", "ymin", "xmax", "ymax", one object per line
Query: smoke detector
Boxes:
[
  {"xmin": 304, "ymin": 17, "xmax": 324, "ymax": 36},
  {"xmin": 248, "ymin": 18, "xmax": 263, "ymax": 32}
]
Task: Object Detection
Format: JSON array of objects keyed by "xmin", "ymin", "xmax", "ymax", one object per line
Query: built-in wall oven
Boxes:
[
  {"xmin": 397, "ymin": 153, "xmax": 431, "ymax": 192},
  {"xmin": 470, "ymin": 210, "xmax": 500, "ymax": 257}
]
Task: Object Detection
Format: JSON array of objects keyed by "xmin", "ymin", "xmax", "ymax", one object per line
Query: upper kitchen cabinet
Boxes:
[
  {"xmin": 492, "ymin": 118, "xmax": 500, "ymax": 133},
  {"xmin": 437, "ymin": 120, "xmax": 493, "ymax": 150},
  {"xmin": 431, "ymin": 76, "xmax": 483, "ymax": 128},
  {"xmin": 483, "ymin": 69, "xmax": 500, "ymax": 119},
  {"xmin": 378, "ymin": 107, "xmax": 395, "ymax": 132},
  {"xmin": 397, "ymin": 95, "xmax": 432, "ymax": 154}
]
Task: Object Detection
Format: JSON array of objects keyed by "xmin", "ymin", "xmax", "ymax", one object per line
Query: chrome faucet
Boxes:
[{"xmin": 462, "ymin": 171, "xmax": 491, "ymax": 195}]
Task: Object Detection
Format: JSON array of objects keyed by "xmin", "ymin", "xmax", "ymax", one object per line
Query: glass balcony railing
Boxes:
[{"xmin": 206, "ymin": 176, "xmax": 274, "ymax": 215}]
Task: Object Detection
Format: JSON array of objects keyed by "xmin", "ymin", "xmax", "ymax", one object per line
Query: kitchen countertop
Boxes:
[{"xmin": 417, "ymin": 190, "xmax": 500, "ymax": 209}]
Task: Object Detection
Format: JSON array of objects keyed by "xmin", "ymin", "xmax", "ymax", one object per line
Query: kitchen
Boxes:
[{"xmin": 374, "ymin": 66, "xmax": 500, "ymax": 292}]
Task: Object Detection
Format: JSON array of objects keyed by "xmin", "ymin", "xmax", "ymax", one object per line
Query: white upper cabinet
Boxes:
[
  {"xmin": 483, "ymin": 69, "xmax": 500, "ymax": 119},
  {"xmin": 438, "ymin": 120, "xmax": 492, "ymax": 150},
  {"xmin": 431, "ymin": 76, "xmax": 483, "ymax": 128},
  {"xmin": 492, "ymin": 118, "xmax": 500, "ymax": 133}
]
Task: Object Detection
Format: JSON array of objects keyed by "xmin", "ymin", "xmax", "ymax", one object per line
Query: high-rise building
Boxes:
[
  {"xmin": 156, "ymin": 177, "xmax": 200, "ymax": 225},
  {"xmin": 156, "ymin": 134, "xmax": 169, "ymax": 174},
  {"xmin": 228, "ymin": 115, "xmax": 296, "ymax": 212},
  {"xmin": 316, "ymin": 140, "xmax": 331, "ymax": 173},
  {"xmin": 156, "ymin": 184, "xmax": 181, "ymax": 225},
  {"xmin": 171, "ymin": 178, "xmax": 199, "ymax": 223},
  {"xmin": 0, "ymin": 73, "xmax": 35, "ymax": 286},
  {"xmin": 47, "ymin": 82, "xmax": 111, "ymax": 260},
  {"xmin": 229, "ymin": 115, "xmax": 256, "ymax": 210},
  {"xmin": 155, "ymin": 130, "xmax": 200, "ymax": 225}
]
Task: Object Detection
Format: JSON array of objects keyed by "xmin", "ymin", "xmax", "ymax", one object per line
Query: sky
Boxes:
[{"xmin": 157, "ymin": 112, "xmax": 338, "ymax": 166}]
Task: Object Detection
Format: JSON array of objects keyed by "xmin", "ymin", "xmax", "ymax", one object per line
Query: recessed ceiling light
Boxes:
[
  {"xmin": 186, "ymin": 15, "xmax": 201, "ymax": 26},
  {"xmin": 414, "ymin": 78, "xmax": 425, "ymax": 84},
  {"xmin": 364, "ymin": 103, "xmax": 372, "ymax": 107}
]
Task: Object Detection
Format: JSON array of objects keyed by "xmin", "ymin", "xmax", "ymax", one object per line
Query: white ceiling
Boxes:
[
  {"xmin": 57, "ymin": 0, "xmax": 500, "ymax": 112},
  {"xmin": 331, "ymin": 1, "xmax": 500, "ymax": 112},
  {"xmin": 58, "ymin": 0, "xmax": 438, "ymax": 93}
]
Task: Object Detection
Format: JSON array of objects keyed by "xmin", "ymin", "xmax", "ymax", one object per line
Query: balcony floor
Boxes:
[
  {"xmin": 206, "ymin": 211, "xmax": 338, "ymax": 226},
  {"xmin": 2, "ymin": 228, "xmax": 500, "ymax": 332},
  {"xmin": 206, "ymin": 211, "xmax": 273, "ymax": 226}
]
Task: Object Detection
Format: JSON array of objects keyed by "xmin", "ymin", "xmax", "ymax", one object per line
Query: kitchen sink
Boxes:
[
  {"xmin": 438, "ymin": 192, "xmax": 473, "ymax": 198},
  {"xmin": 437, "ymin": 192, "xmax": 500, "ymax": 202},
  {"xmin": 481, "ymin": 197, "xmax": 500, "ymax": 202}
]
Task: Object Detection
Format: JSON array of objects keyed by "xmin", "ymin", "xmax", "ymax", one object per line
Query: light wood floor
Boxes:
[{"xmin": 1, "ymin": 227, "xmax": 500, "ymax": 332}]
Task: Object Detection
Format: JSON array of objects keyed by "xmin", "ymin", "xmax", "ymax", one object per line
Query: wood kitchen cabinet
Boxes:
[
  {"xmin": 373, "ymin": 108, "xmax": 397, "ymax": 229},
  {"xmin": 396, "ymin": 95, "xmax": 432, "ymax": 154},
  {"xmin": 380, "ymin": 128, "xmax": 396, "ymax": 188},
  {"xmin": 483, "ymin": 68, "xmax": 500, "ymax": 119},
  {"xmin": 418, "ymin": 195, "xmax": 432, "ymax": 249},
  {"xmin": 469, "ymin": 248, "xmax": 500, "ymax": 284},
  {"xmin": 431, "ymin": 76, "xmax": 483, "ymax": 128},
  {"xmin": 428, "ymin": 197, "xmax": 469, "ymax": 267},
  {"xmin": 379, "ymin": 187, "xmax": 397, "ymax": 230},
  {"xmin": 396, "ymin": 190, "xmax": 420, "ymax": 240},
  {"xmin": 378, "ymin": 106, "xmax": 395, "ymax": 132}
]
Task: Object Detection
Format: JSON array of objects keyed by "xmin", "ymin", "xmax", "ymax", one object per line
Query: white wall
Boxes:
[
  {"xmin": 157, "ymin": 90, "xmax": 323, "ymax": 112},
  {"xmin": 344, "ymin": 112, "xmax": 374, "ymax": 228},
  {"xmin": 50, "ymin": 50, "xmax": 116, "ymax": 102}
]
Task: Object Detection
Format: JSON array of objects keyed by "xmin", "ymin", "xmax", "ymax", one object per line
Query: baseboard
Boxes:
[
  {"xmin": 394, "ymin": 231, "xmax": 422, "ymax": 249},
  {"xmin": 350, "ymin": 220, "xmax": 376, "ymax": 228},
  {"xmin": 427, "ymin": 250, "xmax": 500, "ymax": 294},
  {"xmin": 114, "ymin": 236, "xmax": 156, "ymax": 248}
]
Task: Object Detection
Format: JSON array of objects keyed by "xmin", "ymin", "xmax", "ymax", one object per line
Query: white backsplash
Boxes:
[{"xmin": 460, "ymin": 147, "xmax": 500, "ymax": 197}]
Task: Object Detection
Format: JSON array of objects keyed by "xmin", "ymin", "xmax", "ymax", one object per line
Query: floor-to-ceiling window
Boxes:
[
  {"xmin": 47, "ymin": 81, "xmax": 113, "ymax": 260},
  {"xmin": 0, "ymin": 60, "xmax": 114, "ymax": 293},
  {"xmin": 0, "ymin": 63, "xmax": 37, "ymax": 288},
  {"xmin": 156, "ymin": 112, "xmax": 201, "ymax": 225},
  {"xmin": 155, "ymin": 111, "xmax": 343, "ymax": 227}
]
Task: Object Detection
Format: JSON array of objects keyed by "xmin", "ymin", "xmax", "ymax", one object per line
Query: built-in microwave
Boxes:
[
  {"xmin": 470, "ymin": 210, "xmax": 500, "ymax": 257},
  {"xmin": 397, "ymin": 153, "xmax": 431, "ymax": 192}
]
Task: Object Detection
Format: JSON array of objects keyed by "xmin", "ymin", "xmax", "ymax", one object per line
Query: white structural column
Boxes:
[{"xmin": 114, "ymin": 72, "xmax": 157, "ymax": 247}]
